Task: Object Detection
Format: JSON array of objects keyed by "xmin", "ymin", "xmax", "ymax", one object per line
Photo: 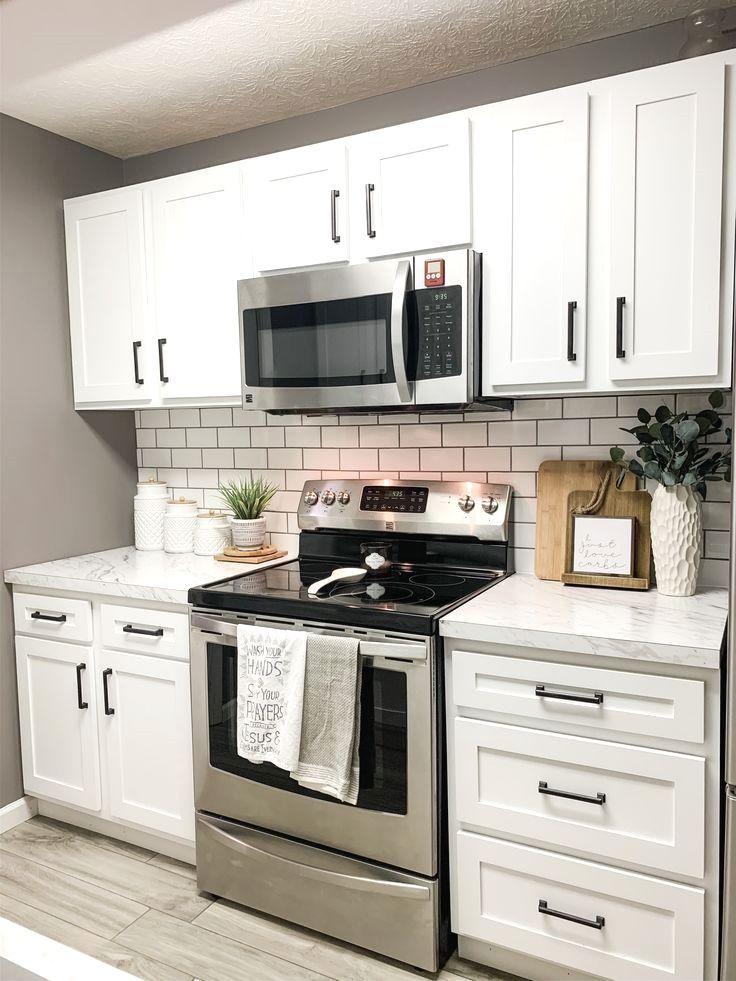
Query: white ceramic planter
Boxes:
[
  {"xmin": 231, "ymin": 516, "xmax": 267, "ymax": 549},
  {"xmin": 650, "ymin": 484, "xmax": 702, "ymax": 596}
]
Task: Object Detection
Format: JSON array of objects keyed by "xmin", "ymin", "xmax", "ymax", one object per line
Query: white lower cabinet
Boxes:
[
  {"xmin": 13, "ymin": 589, "xmax": 195, "ymax": 847},
  {"xmin": 15, "ymin": 636, "xmax": 101, "ymax": 811},
  {"xmin": 456, "ymin": 832, "xmax": 704, "ymax": 981},
  {"xmin": 99, "ymin": 649, "xmax": 194, "ymax": 840}
]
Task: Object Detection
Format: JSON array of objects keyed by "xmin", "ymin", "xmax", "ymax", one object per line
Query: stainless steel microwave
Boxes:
[{"xmin": 238, "ymin": 249, "xmax": 509, "ymax": 414}]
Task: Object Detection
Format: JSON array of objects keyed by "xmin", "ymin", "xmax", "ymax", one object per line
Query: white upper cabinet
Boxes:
[
  {"xmin": 148, "ymin": 165, "xmax": 245, "ymax": 402},
  {"xmin": 608, "ymin": 58, "xmax": 725, "ymax": 382},
  {"xmin": 350, "ymin": 115, "xmax": 472, "ymax": 258},
  {"xmin": 246, "ymin": 143, "xmax": 349, "ymax": 271},
  {"xmin": 477, "ymin": 89, "xmax": 589, "ymax": 390},
  {"xmin": 65, "ymin": 188, "xmax": 151, "ymax": 406},
  {"xmin": 15, "ymin": 636, "xmax": 101, "ymax": 811}
]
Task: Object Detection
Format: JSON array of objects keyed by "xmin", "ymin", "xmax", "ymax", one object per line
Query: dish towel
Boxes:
[
  {"xmin": 236, "ymin": 624, "xmax": 307, "ymax": 771},
  {"xmin": 290, "ymin": 633, "xmax": 362, "ymax": 804}
]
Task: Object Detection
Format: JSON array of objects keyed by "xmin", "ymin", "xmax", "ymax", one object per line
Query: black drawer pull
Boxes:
[
  {"xmin": 535, "ymin": 684, "xmax": 603, "ymax": 705},
  {"xmin": 75, "ymin": 663, "xmax": 88, "ymax": 710},
  {"xmin": 567, "ymin": 300, "xmax": 577, "ymax": 362},
  {"xmin": 330, "ymin": 189, "xmax": 341, "ymax": 244},
  {"xmin": 158, "ymin": 338, "xmax": 169, "ymax": 383},
  {"xmin": 132, "ymin": 340, "xmax": 144, "ymax": 384},
  {"xmin": 365, "ymin": 183, "xmax": 376, "ymax": 238},
  {"xmin": 615, "ymin": 296, "xmax": 626, "ymax": 358},
  {"xmin": 539, "ymin": 899, "xmax": 605, "ymax": 930},
  {"xmin": 31, "ymin": 610, "xmax": 67, "ymax": 623},
  {"xmin": 538, "ymin": 781, "xmax": 606, "ymax": 805},
  {"xmin": 123, "ymin": 624, "xmax": 164, "ymax": 637},
  {"xmin": 102, "ymin": 668, "xmax": 114, "ymax": 715}
]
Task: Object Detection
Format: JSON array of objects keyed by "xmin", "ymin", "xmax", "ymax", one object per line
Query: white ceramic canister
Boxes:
[
  {"xmin": 164, "ymin": 498, "xmax": 198, "ymax": 553},
  {"xmin": 134, "ymin": 479, "xmax": 169, "ymax": 551},
  {"xmin": 193, "ymin": 511, "xmax": 232, "ymax": 556}
]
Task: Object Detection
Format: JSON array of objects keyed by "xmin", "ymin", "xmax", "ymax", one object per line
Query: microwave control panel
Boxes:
[{"xmin": 415, "ymin": 285, "xmax": 462, "ymax": 380}]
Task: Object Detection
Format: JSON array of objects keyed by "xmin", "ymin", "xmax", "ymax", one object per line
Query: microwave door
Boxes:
[{"xmin": 239, "ymin": 261, "xmax": 414, "ymax": 412}]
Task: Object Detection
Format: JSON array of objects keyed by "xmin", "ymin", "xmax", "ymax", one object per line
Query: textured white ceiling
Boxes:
[{"xmin": 0, "ymin": 0, "xmax": 724, "ymax": 158}]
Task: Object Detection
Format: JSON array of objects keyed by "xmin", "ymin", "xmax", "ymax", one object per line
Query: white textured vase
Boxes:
[
  {"xmin": 650, "ymin": 484, "xmax": 702, "ymax": 597},
  {"xmin": 231, "ymin": 516, "xmax": 267, "ymax": 549}
]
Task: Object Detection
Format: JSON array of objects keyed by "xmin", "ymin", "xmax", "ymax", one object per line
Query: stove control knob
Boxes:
[
  {"xmin": 321, "ymin": 490, "xmax": 336, "ymax": 506},
  {"xmin": 303, "ymin": 490, "xmax": 319, "ymax": 506},
  {"xmin": 337, "ymin": 490, "xmax": 351, "ymax": 506},
  {"xmin": 482, "ymin": 495, "xmax": 499, "ymax": 515},
  {"xmin": 458, "ymin": 494, "xmax": 475, "ymax": 513}
]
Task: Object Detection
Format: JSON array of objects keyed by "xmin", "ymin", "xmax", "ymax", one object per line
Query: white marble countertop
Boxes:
[
  {"xmin": 440, "ymin": 574, "xmax": 729, "ymax": 669},
  {"xmin": 4, "ymin": 546, "xmax": 294, "ymax": 605}
]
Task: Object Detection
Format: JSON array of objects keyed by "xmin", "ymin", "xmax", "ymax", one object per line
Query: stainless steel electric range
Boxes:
[{"xmin": 188, "ymin": 479, "xmax": 512, "ymax": 972}]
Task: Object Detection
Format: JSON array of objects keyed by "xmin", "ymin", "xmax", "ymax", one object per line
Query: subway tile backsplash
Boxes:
[{"xmin": 137, "ymin": 394, "xmax": 732, "ymax": 587}]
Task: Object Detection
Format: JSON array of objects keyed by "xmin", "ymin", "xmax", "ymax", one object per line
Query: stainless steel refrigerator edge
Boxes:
[{"xmin": 723, "ymin": 235, "xmax": 736, "ymax": 981}]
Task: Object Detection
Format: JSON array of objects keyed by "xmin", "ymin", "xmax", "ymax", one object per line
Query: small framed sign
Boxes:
[{"xmin": 571, "ymin": 515, "xmax": 635, "ymax": 578}]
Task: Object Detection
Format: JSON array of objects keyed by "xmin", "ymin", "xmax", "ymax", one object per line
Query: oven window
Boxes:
[
  {"xmin": 243, "ymin": 294, "xmax": 396, "ymax": 388},
  {"xmin": 207, "ymin": 643, "xmax": 408, "ymax": 815}
]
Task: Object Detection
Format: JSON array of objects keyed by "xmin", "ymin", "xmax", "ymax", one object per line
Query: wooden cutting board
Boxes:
[{"xmin": 535, "ymin": 461, "xmax": 636, "ymax": 581}]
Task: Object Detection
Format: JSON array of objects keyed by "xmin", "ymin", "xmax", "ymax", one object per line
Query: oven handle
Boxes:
[
  {"xmin": 190, "ymin": 613, "xmax": 427, "ymax": 661},
  {"xmin": 198, "ymin": 813, "xmax": 431, "ymax": 901},
  {"xmin": 391, "ymin": 259, "xmax": 412, "ymax": 404}
]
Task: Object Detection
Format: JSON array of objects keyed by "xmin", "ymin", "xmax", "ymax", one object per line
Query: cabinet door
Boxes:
[
  {"xmin": 247, "ymin": 143, "xmax": 349, "ymax": 271},
  {"xmin": 478, "ymin": 90, "xmax": 589, "ymax": 389},
  {"xmin": 148, "ymin": 165, "xmax": 245, "ymax": 402},
  {"xmin": 15, "ymin": 636, "xmax": 101, "ymax": 810},
  {"xmin": 64, "ymin": 189, "xmax": 151, "ymax": 406},
  {"xmin": 609, "ymin": 59, "xmax": 724, "ymax": 381},
  {"xmin": 351, "ymin": 116, "xmax": 471, "ymax": 258},
  {"xmin": 99, "ymin": 650, "xmax": 194, "ymax": 840}
]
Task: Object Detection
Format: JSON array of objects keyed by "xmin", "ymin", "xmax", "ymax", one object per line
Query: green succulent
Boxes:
[
  {"xmin": 610, "ymin": 391, "xmax": 731, "ymax": 498},
  {"xmin": 218, "ymin": 477, "xmax": 279, "ymax": 520}
]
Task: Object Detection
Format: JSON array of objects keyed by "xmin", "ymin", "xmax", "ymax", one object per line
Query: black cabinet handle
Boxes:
[
  {"xmin": 535, "ymin": 684, "xmax": 603, "ymax": 705},
  {"xmin": 102, "ymin": 668, "xmax": 114, "ymax": 715},
  {"xmin": 330, "ymin": 189, "xmax": 341, "ymax": 244},
  {"xmin": 31, "ymin": 610, "xmax": 67, "ymax": 623},
  {"xmin": 365, "ymin": 183, "xmax": 376, "ymax": 238},
  {"xmin": 75, "ymin": 663, "xmax": 88, "ymax": 710},
  {"xmin": 567, "ymin": 301, "xmax": 577, "ymax": 362},
  {"xmin": 539, "ymin": 900, "xmax": 605, "ymax": 930},
  {"xmin": 123, "ymin": 623, "xmax": 164, "ymax": 637},
  {"xmin": 158, "ymin": 338, "xmax": 169, "ymax": 383},
  {"xmin": 133, "ymin": 340, "xmax": 144, "ymax": 384},
  {"xmin": 616, "ymin": 296, "xmax": 626, "ymax": 358},
  {"xmin": 538, "ymin": 781, "xmax": 606, "ymax": 805}
]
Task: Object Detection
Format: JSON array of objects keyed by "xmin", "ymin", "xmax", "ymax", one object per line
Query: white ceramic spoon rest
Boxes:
[{"xmin": 307, "ymin": 567, "xmax": 367, "ymax": 596}]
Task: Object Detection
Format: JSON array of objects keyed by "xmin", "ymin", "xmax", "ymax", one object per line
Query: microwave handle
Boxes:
[{"xmin": 391, "ymin": 259, "xmax": 412, "ymax": 403}]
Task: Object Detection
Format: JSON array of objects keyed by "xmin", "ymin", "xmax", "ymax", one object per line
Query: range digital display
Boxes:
[{"xmin": 360, "ymin": 486, "xmax": 429, "ymax": 513}]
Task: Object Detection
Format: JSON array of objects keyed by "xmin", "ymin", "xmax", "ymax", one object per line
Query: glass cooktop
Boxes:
[{"xmin": 190, "ymin": 558, "xmax": 508, "ymax": 635}]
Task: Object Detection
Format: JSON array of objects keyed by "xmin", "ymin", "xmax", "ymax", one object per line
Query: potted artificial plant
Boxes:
[
  {"xmin": 219, "ymin": 477, "xmax": 279, "ymax": 550},
  {"xmin": 610, "ymin": 391, "xmax": 731, "ymax": 596}
]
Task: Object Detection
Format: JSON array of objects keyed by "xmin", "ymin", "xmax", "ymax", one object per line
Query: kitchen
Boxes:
[{"xmin": 1, "ymin": 3, "xmax": 735, "ymax": 980}]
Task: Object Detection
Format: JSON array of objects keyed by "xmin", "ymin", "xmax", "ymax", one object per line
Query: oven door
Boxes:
[
  {"xmin": 239, "ymin": 258, "xmax": 415, "ymax": 411},
  {"xmin": 190, "ymin": 611, "xmax": 437, "ymax": 877}
]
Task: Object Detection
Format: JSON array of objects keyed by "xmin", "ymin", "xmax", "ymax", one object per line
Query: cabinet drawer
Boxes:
[
  {"xmin": 13, "ymin": 592, "xmax": 92, "ymax": 644},
  {"xmin": 452, "ymin": 649, "xmax": 704, "ymax": 744},
  {"xmin": 454, "ymin": 718, "xmax": 704, "ymax": 877},
  {"xmin": 101, "ymin": 604, "xmax": 188, "ymax": 660},
  {"xmin": 456, "ymin": 832, "xmax": 703, "ymax": 981}
]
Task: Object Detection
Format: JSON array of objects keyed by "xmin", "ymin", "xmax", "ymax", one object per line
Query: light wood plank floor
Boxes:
[{"xmin": 0, "ymin": 817, "xmax": 520, "ymax": 981}]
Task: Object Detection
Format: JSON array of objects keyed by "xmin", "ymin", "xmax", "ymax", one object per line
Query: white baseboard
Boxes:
[
  {"xmin": 0, "ymin": 796, "xmax": 38, "ymax": 834},
  {"xmin": 37, "ymin": 800, "xmax": 196, "ymax": 865}
]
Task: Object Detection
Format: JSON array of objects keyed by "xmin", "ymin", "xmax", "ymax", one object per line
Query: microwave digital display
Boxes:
[{"xmin": 360, "ymin": 486, "xmax": 429, "ymax": 513}]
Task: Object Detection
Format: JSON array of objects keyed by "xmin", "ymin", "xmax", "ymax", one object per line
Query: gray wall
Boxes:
[
  {"xmin": 0, "ymin": 115, "xmax": 137, "ymax": 808},
  {"xmin": 123, "ymin": 19, "xmax": 693, "ymax": 183}
]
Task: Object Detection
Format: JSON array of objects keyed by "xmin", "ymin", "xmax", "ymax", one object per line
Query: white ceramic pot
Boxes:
[
  {"xmin": 230, "ymin": 516, "xmax": 267, "ymax": 550},
  {"xmin": 164, "ymin": 498, "xmax": 198, "ymax": 554},
  {"xmin": 133, "ymin": 479, "xmax": 169, "ymax": 551},
  {"xmin": 136, "ymin": 479, "xmax": 169, "ymax": 499},
  {"xmin": 194, "ymin": 511, "xmax": 232, "ymax": 556},
  {"xmin": 650, "ymin": 484, "xmax": 702, "ymax": 596}
]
